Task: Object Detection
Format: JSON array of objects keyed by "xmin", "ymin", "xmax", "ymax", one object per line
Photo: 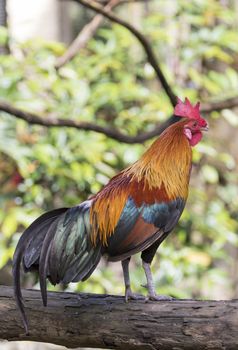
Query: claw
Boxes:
[
  {"xmin": 122, "ymin": 258, "xmax": 144, "ymax": 302},
  {"xmin": 146, "ymin": 294, "xmax": 174, "ymax": 302},
  {"xmin": 125, "ymin": 287, "xmax": 145, "ymax": 303}
]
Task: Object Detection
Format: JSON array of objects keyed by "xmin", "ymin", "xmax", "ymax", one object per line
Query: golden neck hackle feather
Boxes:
[
  {"xmin": 90, "ymin": 120, "xmax": 192, "ymax": 245},
  {"xmin": 127, "ymin": 120, "xmax": 192, "ymax": 199}
]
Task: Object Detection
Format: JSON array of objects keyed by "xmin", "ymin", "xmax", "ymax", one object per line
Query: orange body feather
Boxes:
[{"xmin": 90, "ymin": 120, "xmax": 192, "ymax": 245}]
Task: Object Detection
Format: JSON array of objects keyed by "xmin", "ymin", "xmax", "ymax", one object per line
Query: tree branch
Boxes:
[
  {"xmin": 0, "ymin": 101, "xmax": 179, "ymax": 144},
  {"xmin": 1, "ymin": 286, "xmax": 238, "ymax": 349},
  {"xmin": 70, "ymin": 0, "xmax": 178, "ymax": 107},
  {"xmin": 0, "ymin": 97, "xmax": 238, "ymax": 143},
  {"xmin": 55, "ymin": 0, "xmax": 121, "ymax": 69},
  {"xmin": 201, "ymin": 96, "xmax": 238, "ymax": 113}
]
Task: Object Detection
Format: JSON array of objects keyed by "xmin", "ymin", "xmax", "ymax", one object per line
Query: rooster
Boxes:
[{"xmin": 13, "ymin": 97, "xmax": 208, "ymax": 332}]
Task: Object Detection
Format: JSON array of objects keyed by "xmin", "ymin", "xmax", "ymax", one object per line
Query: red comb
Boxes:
[{"xmin": 174, "ymin": 97, "xmax": 201, "ymax": 120}]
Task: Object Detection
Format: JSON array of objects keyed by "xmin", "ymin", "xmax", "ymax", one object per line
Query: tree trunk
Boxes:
[
  {"xmin": 0, "ymin": 0, "xmax": 7, "ymax": 27},
  {"xmin": 1, "ymin": 285, "xmax": 238, "ymax": 349},
  {"xmin": 0, "ymin": 0, "xmax": 9, "ymax": 54}
]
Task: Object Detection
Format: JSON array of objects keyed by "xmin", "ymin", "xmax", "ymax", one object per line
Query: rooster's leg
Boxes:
[
  {"xmin": 121, "ymin": 257, "xmax": 144, "ymax": 302},
  {"xmin": 142, "ymin": 261, "xmax": 173, "ymax": 301}
]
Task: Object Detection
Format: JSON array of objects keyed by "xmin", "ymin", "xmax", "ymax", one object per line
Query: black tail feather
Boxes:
[
  {"xmin": 12, "ymin": 246, "xmax": 29, "ymax": 334},
  {"xmin": 13, "ymin": 202, "xmax": 102, "ymax": 333},
  {"xmin": 12, "ymin": 208, "xmax": 68, "ymax": 333},
  {"xmin": 23, "ymin": 220, "xmax": 53, "ymax": 269},
  {"xmin": 39, "ymin": 218, "xmax": 60, "ymax": 306}
]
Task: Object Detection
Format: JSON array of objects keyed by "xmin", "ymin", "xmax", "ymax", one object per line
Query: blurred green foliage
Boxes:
[{"xmin": 0, "ymin": 0, "xmax": 238, "ymax": 299}]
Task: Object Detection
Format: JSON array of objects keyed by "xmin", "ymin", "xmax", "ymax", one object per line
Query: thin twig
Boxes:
[
  {"xmin": 55, "ymin": 0, "xmax": 120, "ymax": 69},
  {"xmin": 69, "ymin": 0, "xmax": 177, "ymax": 107}
]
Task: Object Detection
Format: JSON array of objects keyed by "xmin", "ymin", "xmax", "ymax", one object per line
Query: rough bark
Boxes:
[{"xmin": 0, "ymin": 286, "xmax": 238, "ymax": 349}]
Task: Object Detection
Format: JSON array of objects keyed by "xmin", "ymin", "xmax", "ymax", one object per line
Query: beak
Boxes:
[{"xmin": 201, "ymin": 123, "xmax": 209, "ymax": 132}]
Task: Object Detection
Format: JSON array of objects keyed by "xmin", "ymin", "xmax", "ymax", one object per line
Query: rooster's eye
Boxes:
[{"xmin": 193, "ymin": 121, "xmax": 198, "ymax": 127}]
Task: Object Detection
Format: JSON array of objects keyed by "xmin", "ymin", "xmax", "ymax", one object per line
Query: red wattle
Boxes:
[{"xmin": 190, "ymin": 131, "xmax": 202, "ymax": 146}]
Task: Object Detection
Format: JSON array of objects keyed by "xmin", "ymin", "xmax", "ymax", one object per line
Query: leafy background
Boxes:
[{"xmin": 0, "ymin": 0, "xmax": 238, "ymax": 327}]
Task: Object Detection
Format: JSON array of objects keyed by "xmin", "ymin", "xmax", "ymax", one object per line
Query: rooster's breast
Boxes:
[{"xmin": 105, "ymin": 196, "xmax": 186, "ymax": 261}]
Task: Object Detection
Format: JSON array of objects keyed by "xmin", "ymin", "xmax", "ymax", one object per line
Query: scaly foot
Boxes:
[
  {"xmin": 142, "ymin": 261, "xmax": 174, "ymax": 302},
  {"xmin": 146, "ymin": 293, "xmax": 174, "ymax": 302},
  {"xmin": 125, "ymin": 287, "xmax": 145, "ymax": 303}
]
